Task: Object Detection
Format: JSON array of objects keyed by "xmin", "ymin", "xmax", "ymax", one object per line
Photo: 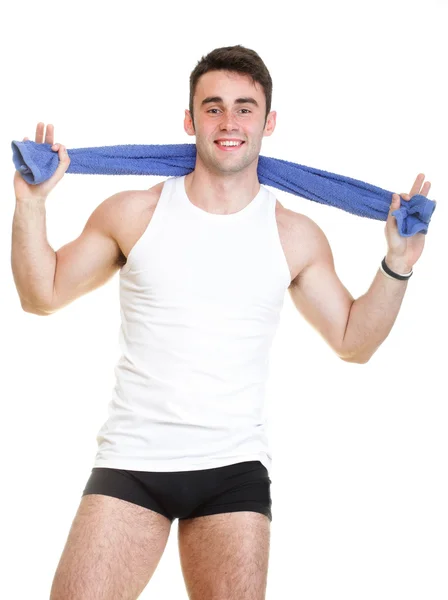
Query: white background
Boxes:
[{"xmin": 2, "ymin": 0, "xmax": 447, "ymax": 598}]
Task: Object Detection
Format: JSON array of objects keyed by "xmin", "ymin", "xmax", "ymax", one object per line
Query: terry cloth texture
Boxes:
[{"xmin": 11, "ymin": 140, "xmax": 436, "ymax": 237}]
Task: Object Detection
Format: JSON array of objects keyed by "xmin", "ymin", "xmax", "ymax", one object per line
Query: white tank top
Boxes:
[{"xmin": 93, "ymin": 175, "xmax": 291, "ymax": 474}]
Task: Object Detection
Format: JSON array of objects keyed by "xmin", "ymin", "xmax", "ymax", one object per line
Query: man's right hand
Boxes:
[{"xmin": 14, "ymin": 122, "xmax": 71, "ymax": 203}]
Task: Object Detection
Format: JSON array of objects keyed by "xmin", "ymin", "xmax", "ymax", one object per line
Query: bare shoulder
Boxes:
[
  {"xmin": 276, "ymin": 202, "xmax": 332, "ymax": 285},
  {"xmin": 278, "ymin": 203, "xmax": 323, "ymax": 238},
  {"xmin": 98, "ymin": 180, "xmax": 166, "ymax": 265},
  {"xmin": 111, "ymin": 180, "xmax": 165, "ymax": 215}
]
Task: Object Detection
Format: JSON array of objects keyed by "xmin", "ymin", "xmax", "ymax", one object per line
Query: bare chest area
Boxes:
[{"xmin": 115, "ymin": 185, "xmax": 309, "ymax": 285}]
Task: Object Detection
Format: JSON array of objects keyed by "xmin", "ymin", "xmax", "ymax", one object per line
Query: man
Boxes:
[{"xmin": 12, "ymin": 45, "xmax": 430, "ymax": 599}]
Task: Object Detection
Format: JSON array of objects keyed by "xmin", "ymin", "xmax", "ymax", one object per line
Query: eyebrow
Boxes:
[{"xmin": 201, "ymin": 96, "xmax": 259, "ymax": 108}]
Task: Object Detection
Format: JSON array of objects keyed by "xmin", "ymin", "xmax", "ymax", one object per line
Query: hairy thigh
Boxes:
[
  {"xmin": 50, "ymin": 494, "xmax": 172, "ymax": 600},
  {"xmin": 178, "ymin": 511, "xmax": 271, "ymax": 600}
]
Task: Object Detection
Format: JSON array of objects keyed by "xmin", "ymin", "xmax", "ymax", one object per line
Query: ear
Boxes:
[
  {"xmin": 184, "ymin": 109, "xmax": 195, "ymax": 136},
  {"xmin": 263, "ymin": 111, "xmax": 277, "ymax": 138}
]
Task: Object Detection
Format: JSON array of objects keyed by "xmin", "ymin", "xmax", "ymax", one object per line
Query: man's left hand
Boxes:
[{"xmin": 385, "ymin": 173, "xmax": 432, "ymax": 273}]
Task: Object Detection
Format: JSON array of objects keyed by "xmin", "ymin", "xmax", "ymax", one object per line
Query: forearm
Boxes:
[
  {"xmin": 340, "ymin": 255, "xmax": 411, "ymax": 363},
  {"xmin": 11, "ymin": 198, "xmax": 56, "ymax": 310}
]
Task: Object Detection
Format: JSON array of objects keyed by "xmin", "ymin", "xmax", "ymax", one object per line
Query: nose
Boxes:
[{"xmin": 219, "ymin": 111, "xmax": 239, "ymax": 132}]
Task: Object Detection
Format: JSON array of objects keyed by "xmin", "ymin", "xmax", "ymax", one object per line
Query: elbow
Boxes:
[
  {"xmin": 21, "ymin": 301, "xmax": 54, "ymax": 316},
  {"xmin": 338, "ymin": 346, "xmax": 372, "ymax": 364},
  {"xmin": 341, "ymin": 355, "xmax": 370, "ymax": 364},
  {"xmin": 338, "ymin": 337, "xmax": 375, "ymax": 364},
  {"xmin": 339, "ymin": 351, "xmax": 371, "ymax": 364},
  {"xmin": 22, "ymin": 307, "xmax": 51, "ymax": 316}
]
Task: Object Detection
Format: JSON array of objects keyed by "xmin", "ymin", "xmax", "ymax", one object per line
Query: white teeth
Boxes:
[{"xmin": 218, "ymin": 141, "xmax": 242, "ymax": 146}]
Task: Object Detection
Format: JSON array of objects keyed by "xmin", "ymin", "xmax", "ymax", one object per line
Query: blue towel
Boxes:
[{"xmin": 11, "ymin": 140, "xmax": 436, "ymax": 237}]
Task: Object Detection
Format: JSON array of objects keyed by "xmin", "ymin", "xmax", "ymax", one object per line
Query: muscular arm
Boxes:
[
  {"xmin": 288, "ymin": 215, "xmax": 408, "ymax": 363},
  {"xmin": 12, "ymin": 192, "xmax": 126, "ymax": 315}
]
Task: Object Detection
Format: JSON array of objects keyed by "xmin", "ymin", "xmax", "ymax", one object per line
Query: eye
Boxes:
[{"xmin": 206, "ymin": 108, "xmax": 251, "ymax": 114}]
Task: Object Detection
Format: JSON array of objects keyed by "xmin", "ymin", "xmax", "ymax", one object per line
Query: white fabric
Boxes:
[{"xmin": 93, "ymin": 175, "xmax": 291, "ymax": 474}]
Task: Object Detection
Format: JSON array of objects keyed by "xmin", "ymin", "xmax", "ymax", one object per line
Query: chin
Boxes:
[
  {"xmin": 198, "ymin": 143, "xmax": 253, "ymax": 174},
  {"xmin": 212, "ymin": 160, "xmax": 251, "ymax": 175}
]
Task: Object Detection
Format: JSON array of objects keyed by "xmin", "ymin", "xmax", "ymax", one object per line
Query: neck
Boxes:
[{"xmin": 184, "ymin": 157, "xmax": 261, "ymax": 215}]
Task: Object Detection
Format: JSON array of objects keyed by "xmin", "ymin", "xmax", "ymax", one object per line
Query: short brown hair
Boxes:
[{"xmin": 189, "ymin": 45, "xmax": 273, "ymax": 128}]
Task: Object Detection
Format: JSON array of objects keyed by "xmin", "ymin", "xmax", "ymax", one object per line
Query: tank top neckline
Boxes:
[{"xmin": 177, "ymin": 175, "xmax": 266, "ymax": 220}]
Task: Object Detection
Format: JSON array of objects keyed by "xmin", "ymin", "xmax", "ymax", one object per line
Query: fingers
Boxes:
[
  {"xmin": 45, "ymin": 123, "xmax": 54, "ymax": 145},
  {"xmin": 22, "ymin": 131, "xmax": 68, "ymax": 165},
  {"xmin": 421, "ymin": 181, "xmax": 431, "ymax": 197},
  {"xmin": 396, "ymin": 181, "xmax": 431, "ymax": 212},
  {"xmin": 35, "ymin": 122, "xmax": 44, "ymax": 143},
  {"xmin": 403, "ymin": 179, "xmax": 431, "ymax": 201},
  {"xmin": 398, "ymin": 174, "xmax": 432, "ymax": 203},
  {"xmin": 34, "ymin": 122, "xmax": 54, "ymax": 145},
  {"xmin": 410, "ymin": 173, "xmax": 426, "ymax": 197}
]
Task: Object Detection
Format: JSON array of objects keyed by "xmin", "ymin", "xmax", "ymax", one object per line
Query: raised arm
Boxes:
[
  {"xmin": 287, "ymin": 173, "xmax": 432, "ymax": 363},
  {"xmin": 11, "ymin": 122, "xmax": 128, "ymax": 316},
  {"xmin": 287, "ymin": 216, "xmax": 356, "ymax": 360},
  {"xmin": 12, "ymin": 191, "xmax": 126, "ymax": 315}
]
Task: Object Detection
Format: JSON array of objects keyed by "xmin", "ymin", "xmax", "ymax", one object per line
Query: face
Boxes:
[{"xmin": 184, "ymin": 70, "xmax": 276, "ymax": 175}]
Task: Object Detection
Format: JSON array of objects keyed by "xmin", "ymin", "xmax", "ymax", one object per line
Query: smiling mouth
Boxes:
[{"xmin": 214, "ymin": 141, "xmax": 245, "ymax": 151}]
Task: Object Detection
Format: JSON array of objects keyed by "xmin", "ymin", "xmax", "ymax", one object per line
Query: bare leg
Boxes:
[
  {"xmin": 50, "ymin": 494, "xmax": 172, "ymax": 600},
  {"xmin": 178, "ymin": 511, "xmax": 270, "ymax": 600}
]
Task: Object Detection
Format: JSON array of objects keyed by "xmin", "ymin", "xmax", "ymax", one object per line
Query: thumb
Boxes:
[
  {"xmin": 389, "ymin": 193, "xmax": 401, "ymax": 215},
  {"xmin": 52, "ymin": 145, "xmax": 71, "ymax": 180}
]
